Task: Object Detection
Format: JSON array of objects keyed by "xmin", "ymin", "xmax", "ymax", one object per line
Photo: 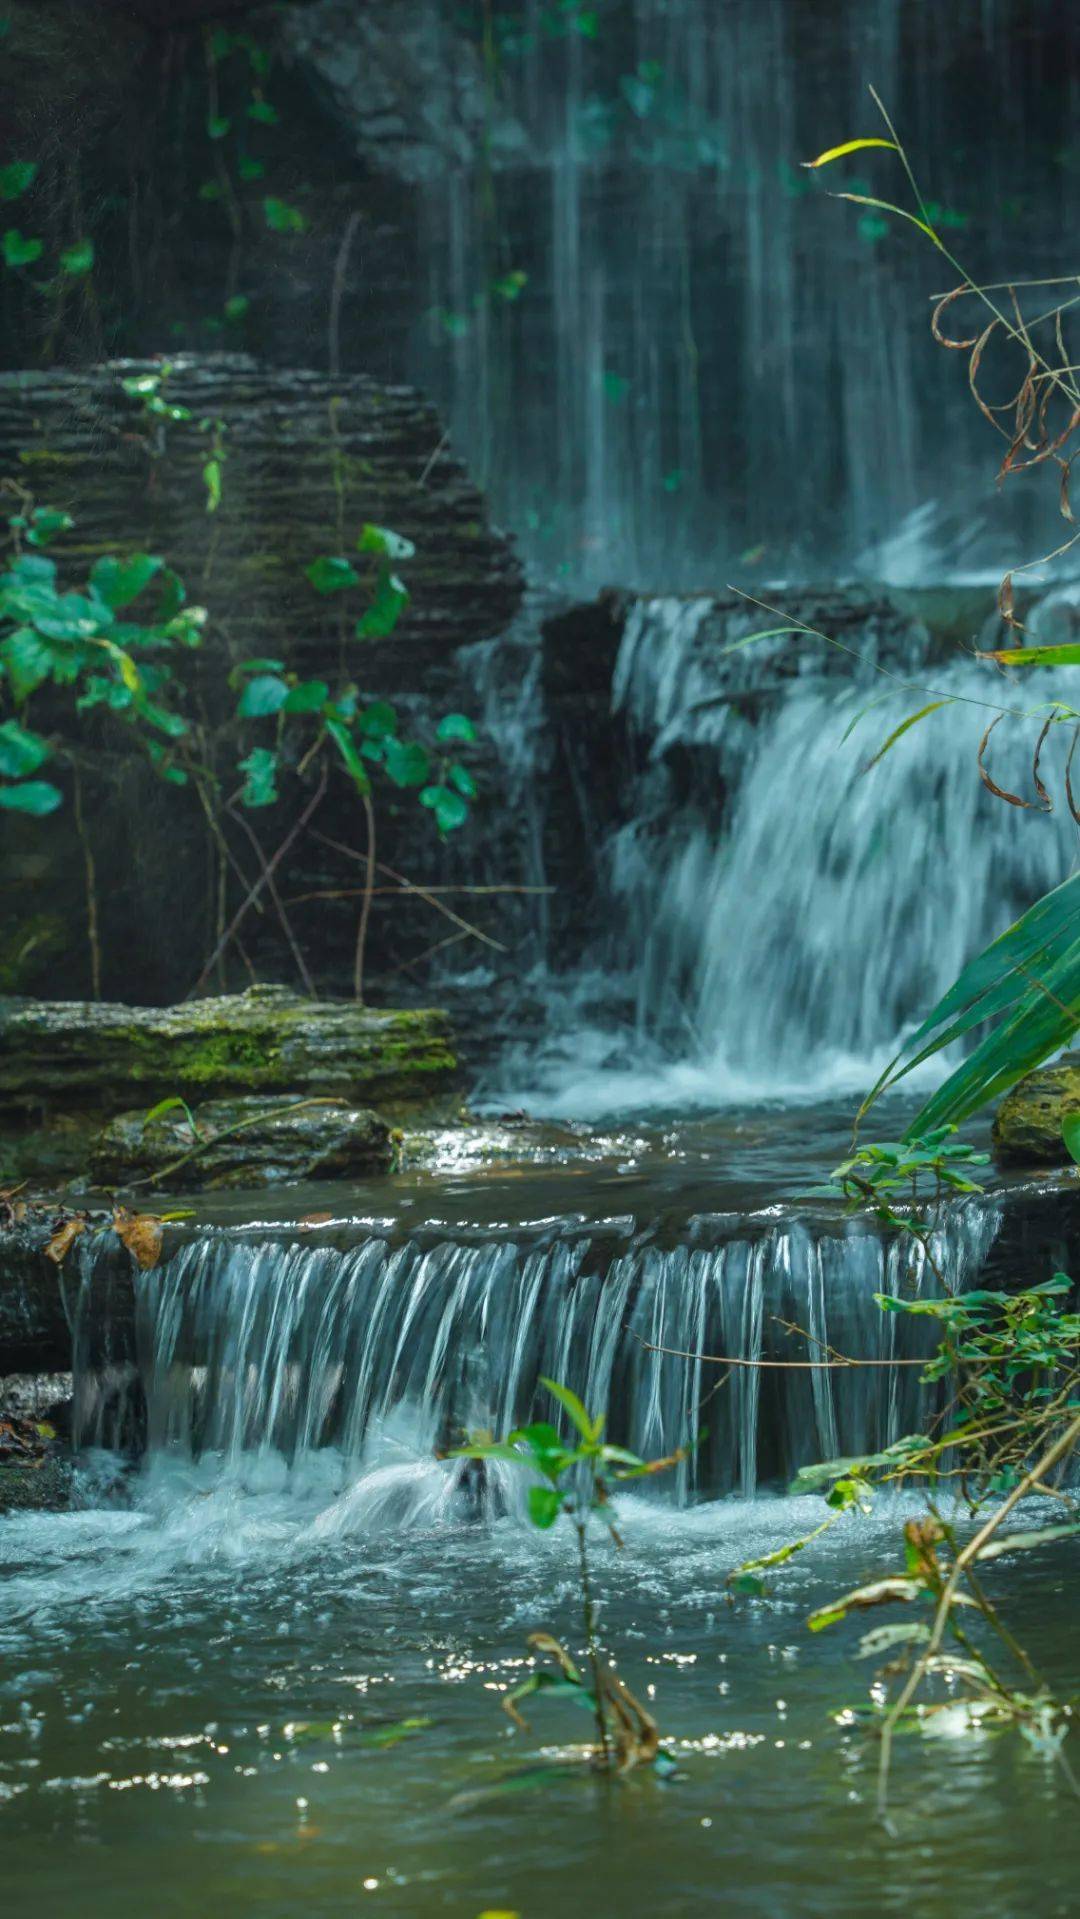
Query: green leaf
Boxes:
[
  {"xmin": 436, "ymin": 712, "xmax": 478, "ymax": 744},
  {"xmin": 803, "ymin": 136, "xmax": 899, "ymax": 169},
  {"xmin": 25, "ymin": 507, "xmax": 73, "ymax": 547},
  {"xmin": 325, "ymin": 715, "xmax": 371, "ymax": 794},
  {"xmin": 306, "ymin": 555, "xmax": 359, "ymax": 595},
  {"xmin": 144, "ymin": 1095, "xmax": 197, "ymax": 1129},
  {"xmin": 0, "ymin": 779, "xmax": 62, "ymax": 814},
  {"xmin": 0, "ymin": 626, "xmax": 53, "ymax": 700},
  {"xmin": 863, "ymin": 700, "xmax": 953, "ymax": 771},
  {"xmin": 228, "ymin": 656, "xmax": 284, "ymax": 689},
  {"xmin": 833, "ymin": 193, "xmax": 941, "ymax": 247},
  {"xmin": 0, "ymin": 719, "xmax": 49, "ymax": 778},
  {"xmin": 198, "ymin": 180, "xmax": 223, "ymax": 202},
  {"xmin": 1063, "ymin": 1114, "xmax": 1080, "ymax": 1167},
  {"xmin": 539, "ymin": 1375, "xmax": 597, "ymax": 1441},
  {"xmin": 59, "ymin": 237, "xmax": 94, "ymax": 276},
  {"xmin": 358, "ymin": 701, "xmax": 397, "ymax": 739},
  {"xmin": 238, "ymin": 155, "xmax": 265, "ymax": 181},
  {"xmin": 3, "ymin": 229, "xmax": 43, "ymax": 266},
  {"xmin": 263, "ymin": 195, "xmax": 305, "ymax": 233},
  {"xmin": 975, "ymin": 1523, "xmax": 1080, "ymax": 1563},
  {"xmin": 0, "ymin": 161, "xmax": 37, "ymax": 201},
  {"xmin": 237, "ymin": 673, "xmax": 289, "ymax": 717},
  {"xmin": 248, "ymin": 99, "xmax": 280, "ymax": 126},
  {"xmin": 420, "ymin": 784, "xmax": 469, "ymax": 833},
  {"xmin": 980, "ymin": 643, "xmax": 1080, "ymax": 668},
  {"xmin": 89, "ymin": 552, "xmax": 163, "ymax": 610},
  {"xmin": 224, "ymin": 293, "xmax": 250, "ymax": 321},
  {"xmin": 207, "ymin": 114, "xmax": 231, "ymax": 139},
  {"xmin": 382, "ymin": 736, "xmax": 428, "ymax": 787},
  {"xmin": 358, "ymin": 524, "xmax": 416, "ymax": 560},
  {"xmin": 203, "ymin": 457, "xmax": 222, "ymax": 512},
  {"xmin": 283, "ymin": 678, "xmax": 329, "ymax": 714},
  {"xmin": 447, "ymin": 762, "xmax": 477, "ymax": 799},
  {"xmin": 527, "ymin": 1485, "xmax": 563, "ymax": 1529},
  {"xmin": 356, "ymin": 571, "xmax": 409, "ymax": 639},
  {"xmin": 237, "ymin": 745, "xmax": 278, "ymax": 808},
  {"xmin": 863, "ymin": 871, "xmax": 1080, "ymax": 1136}
]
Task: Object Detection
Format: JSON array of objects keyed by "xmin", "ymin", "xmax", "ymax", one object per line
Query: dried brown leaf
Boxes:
[
  {"xmin": 113, "ymin": 1206, "xmax": 164, "ymax": 1270},
  {"xmin": 45, "ymin": 1216, "xmax": 86, "ymax": 1266}
]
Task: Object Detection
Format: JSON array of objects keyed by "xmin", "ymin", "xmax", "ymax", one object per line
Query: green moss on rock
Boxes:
[
  {"xmin": 0, "ymin": 984, "xmax": 461, "ymax": 1127},
  {"xmin": 992, "ymin": 1054, "xmax": 1080, "ymax": 1165}
]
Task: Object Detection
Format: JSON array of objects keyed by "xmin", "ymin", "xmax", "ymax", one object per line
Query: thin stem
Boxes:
[
  {"xmin": 576, "ymin": 1517, "xmax": 610, "ymax": 1769},
  {"xmin": 353, "ymin": 789, "xmax": 377, "ymax": 1002},
  {"xmin": 70, "ymin": 759, "xmax": 101, "ymax": 998},
  {"xmin": 189, "ymin": 763, "xmax": 327, "ymax": 997}
]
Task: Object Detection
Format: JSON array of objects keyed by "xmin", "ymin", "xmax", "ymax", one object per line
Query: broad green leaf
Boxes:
[
  {"xmin": 0, "ymin": 779, "xmax": 62, "ymax": 814},
  {"xmin": 355, "ymin": 571, "xmax": 409, "ymax": 639},
  {"xmin": 283, "ymin": 678, "xmax": 329, "ymax": 714},
  {"xmin": 306, "ymin": 554, "xmax": 358, "ymax": 595},
  {"xmin": 207, "ymin": 114, "xmax": 231, "ymax": 139},
  {"xmin": 383, "ymin": 736, "xmax": 429, "ymax": 787},
  {"xmin": 527, "ymin": 1485, "xmax": 563, "ymax": 1529},
  {"xmin": 0, "ymin": 161, "xmax": 37, "ymax": 201},
  {"xmin": 237, "ymin": 672, "xmax": 289, "ymax": 717},
  {"xmin": 89, "ymin": 552, "xmax": 163, "ymax": 610},
  {"xmin": 263, "ymin": 195, "xmax": 305, "ymax": 232},
  {"xmin": 358, "ymin": 701, "xmax": 397, "ymax": 738},
  {"xmin": 863, "ymin": 699, "xmax": 953, "ymax": 771},
  {"xmin": 1063, "ymin": 1113, "xmax": 1080, "ymax": 1167},
  {"xmin": 25, "ymin": 507, "xmax": 73, "ymax": 547},
  {"xmin": 224, "ymin": 294, "xmax": 249, "ymax": 320},
  {"xmin": 0, "ymin": 719, "xmax": 48, "ymax": 777},
  {"xmin": 0, "ymin": 627, "xmax": 52, "ymax": 700},
  {"xmin": 228, "ymin": 656, "xmax": 284, "ymax": 688},
  {"xmin": 436, "ymin": 712, "xmax": 478, "ymax": 744},
  {"xmin": 3, "ymin": 229, "xmax": 43, "ymax": 266},
  {"xmin": 420, "ymin": 783, "xmax": 469, "ymax": 833},
  {"xmin": 803, "ymin": 137, "xmax": 899, "ymax": 169},
  {"xmin": 358, "ymin": 524, "xmax": 416, "ymax": 561},
  {"xmin": 539, "ymin": 1375, "xmax": 596, "ymax": 1441},
  {"xmin": 249, "ymin": 100, "xmax": 280, "ymax": 126},
  {"xmin": 238, "ymin": 155, "xmax": 265, "ymax": 181},
  {"xmin": 59, "ymin": 237, "xmax": 94, "ymax": 276},
  {"xmin": 237, "ymin": 745, "xmax": 278, "ymax": 807},
  {"xmin": 808, "ymin": 1576, "xmax": 924, "ymax": 1631}
]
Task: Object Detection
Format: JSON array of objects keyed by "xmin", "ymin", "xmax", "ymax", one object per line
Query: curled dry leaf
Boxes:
[
  {"xmin": 112, "ymin": 1206, "xmax": 164, "ymax": 1270},
  {"xmin": 45, "ymin": 1216, "xmax": 86, "ymax": 1265}
]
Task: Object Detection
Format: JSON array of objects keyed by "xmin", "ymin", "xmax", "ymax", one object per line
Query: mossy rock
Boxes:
[
  {"xmin": 0, "ymin": 983, "xmax": 460, "ymax": 1123},
  {"xmin": 90, "ymin": 1094, "xmax": 394, "ymax": 1190},
  {"xmin": 992, "ymin": 1054, "xmax": 1080, "ymax": 1165}
]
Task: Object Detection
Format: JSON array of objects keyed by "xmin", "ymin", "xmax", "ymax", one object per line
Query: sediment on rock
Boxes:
[
  {"xmin": 91, "ymin": 1094, "xmax": 394, "ymax": 1189},
  {"xmin": 993, "ymin": 1055, "xmax": 1080, "ymax": 1165}
]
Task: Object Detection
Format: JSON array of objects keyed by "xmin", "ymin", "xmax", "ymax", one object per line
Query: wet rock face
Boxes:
[
  {"xmin": 993, "ymin": 1055, "xmax": 1080, "ymax": 1164},
  {"xmin": 91, "ymin": 1094, "xmax": 393, "ymax": 1190},
  {"xmin": 0, "ymin": 983, "xmax": 459, "ymax": 1130}
]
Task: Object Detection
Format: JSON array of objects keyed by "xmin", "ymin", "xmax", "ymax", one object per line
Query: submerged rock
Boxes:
[
  {"xmin": 992, "ymin": 1055, "xmax": 1080, "ymax": 1164},
  {"xmin": 91, "ymin": 1095, "xmax": 394, "ymax": 1190},
  {"xmin": 0, "ymin": 984, "xmax": 459, "ymax": 1124}
]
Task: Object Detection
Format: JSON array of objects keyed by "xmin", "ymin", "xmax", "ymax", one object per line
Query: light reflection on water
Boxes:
[{"xmin": 0, "ymin": 1463, "xmax": 1076, "ymax": 1917}]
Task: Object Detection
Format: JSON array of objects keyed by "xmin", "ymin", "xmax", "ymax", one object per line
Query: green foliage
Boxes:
[
  {"xmin": 0, "ymin": 161, "xmax": 37, "ymax": 201},
  {"xmin": 263, "ymin": 196, "xmax": 305, "ymax": 233},
  {"xmin": 862, "ymin": 873, "xmax": 1080, "ymax": 1138},
  {"xmin": 2, "ymin": 229, "xmax": 42, "ymax": 267},
  {"xmin": 0, "ymin": 505, "xmax": 204, "ymax": 813},
  {"xmin": 59, "ymin": 238, "xmax": 94, "ymax": 277}
]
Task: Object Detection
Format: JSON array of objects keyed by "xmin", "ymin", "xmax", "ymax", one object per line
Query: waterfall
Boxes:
[
  {"xmin": 72, "ymin": 1200, "xmax": 999, "ymax": 1515},
  {"xmin": 406, "ymin": 0, "xmax": 1077, "ymax": 589},
  {"xmin": 479, "ymin": 590, "xmax": 1079, "ymax": 1113}
]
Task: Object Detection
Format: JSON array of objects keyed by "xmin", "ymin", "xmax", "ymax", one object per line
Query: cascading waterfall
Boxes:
[
  {"xmin": 75, "ymin": 1200, "xmax": 998, "ymax": 1517},
  {"xmin": 410, "ymin": 0, "xmax": 1076, "ymax": 588},
  {"xmin": 482, "ymin": 591, "xmax": 1079, "ymax": 1113}
]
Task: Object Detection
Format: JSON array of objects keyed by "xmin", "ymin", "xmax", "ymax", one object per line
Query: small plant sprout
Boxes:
[{"xmin": 449, "ymin": 1377, "xmax": 686, "ymax": 1775}]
